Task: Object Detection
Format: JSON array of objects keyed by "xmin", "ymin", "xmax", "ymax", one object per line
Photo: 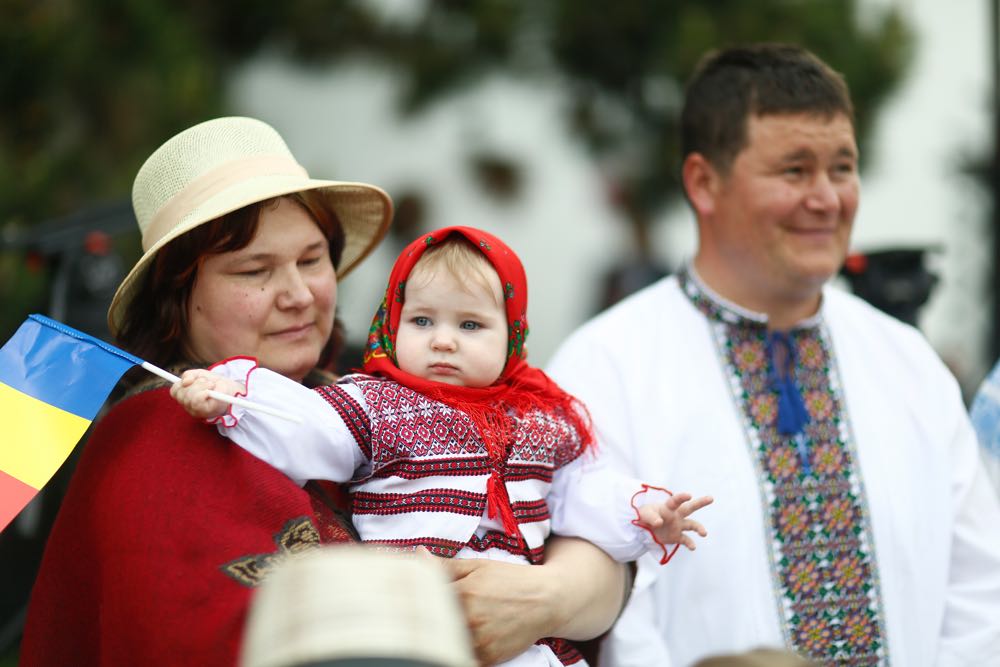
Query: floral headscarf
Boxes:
[{"xmin": 362, "ymin": 226, "xmax": 594, "ymax": 537}]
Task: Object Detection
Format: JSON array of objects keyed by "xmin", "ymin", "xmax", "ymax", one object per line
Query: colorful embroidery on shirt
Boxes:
[{"xmin": 680, "ymin": 269, "xmax": 888, "ymax": 666}]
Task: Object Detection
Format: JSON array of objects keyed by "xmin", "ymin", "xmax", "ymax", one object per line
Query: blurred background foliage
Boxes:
[
  {"xmin": 0, "ymin": 1, "xmax": 916, "ymax": 659},
  {"xmin": 0, "ymin": 0, "xmax": 913, "ymax": 332}
]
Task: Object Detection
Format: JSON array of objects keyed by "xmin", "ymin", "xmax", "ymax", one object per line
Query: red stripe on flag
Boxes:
[{"xmin": 0, "ymin": 467, "xmax": 39, "ymax": 533}]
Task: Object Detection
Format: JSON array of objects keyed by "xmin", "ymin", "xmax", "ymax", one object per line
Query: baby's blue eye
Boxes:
[
  {"xmin": 414, "ymin": 316, "xmax": 431, "ymax": 327},
  {"xmin": 461, "ymin": 321, "xmax": 481, "ymax": 331}
]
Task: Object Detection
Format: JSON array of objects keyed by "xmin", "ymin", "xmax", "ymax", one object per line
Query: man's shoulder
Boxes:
[
  {"xmin": 569, "ymin": 275, "xmax": 684, "ymax": 336},
  {"xmin": 823, "ymin": 286, "xmax": 929, "ymax": 349}
]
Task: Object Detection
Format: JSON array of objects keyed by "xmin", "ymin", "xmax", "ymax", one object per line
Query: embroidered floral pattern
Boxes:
[
  {"xmin": 680, "ymin": 270, "xmax": 888, "ymax": 666},
  {"xmin": 220, "ymin": 517, "xmax": 322, "ymax": 586}
]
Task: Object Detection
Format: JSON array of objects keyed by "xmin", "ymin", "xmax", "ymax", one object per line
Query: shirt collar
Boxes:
[{"xmin": 679, "ymin": 262, "xmax": 824, "ymax": 331}]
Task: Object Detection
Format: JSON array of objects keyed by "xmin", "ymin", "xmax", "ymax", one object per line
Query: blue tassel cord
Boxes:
[{"xmin": 765, "ymin": 331, "xmax": 812, "ymax": 474}]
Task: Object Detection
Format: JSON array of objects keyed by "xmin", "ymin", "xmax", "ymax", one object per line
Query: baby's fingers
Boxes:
[
  {"xmin": 684, "ymin": 519, "xmax": 708, "ymax": 538},
  {"xmin": 666, "ymin": 492, "xmax": 693, "ymax": 510},
  {"xmin": 680, "ymin": 495, "xmax": 714, "ymax": 516}
]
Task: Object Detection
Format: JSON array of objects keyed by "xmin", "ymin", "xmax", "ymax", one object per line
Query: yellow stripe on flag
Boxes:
[{"xmin": 0, "ymin": 381, "xmax": 91, "ymax": 490}]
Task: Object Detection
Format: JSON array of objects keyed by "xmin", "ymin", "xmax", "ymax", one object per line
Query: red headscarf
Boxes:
[{"xmin": 362, "ymin": 226, "xmax": 594, "ymax": 537}]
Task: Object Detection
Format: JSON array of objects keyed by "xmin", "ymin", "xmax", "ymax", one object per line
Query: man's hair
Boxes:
[
  {"xmin": 409, "ymin": 237, "xmax": 503, "ymax": 308},
  {"xmin": 681, "ymin": 43, "xmax": 854, "ymax": 172}
]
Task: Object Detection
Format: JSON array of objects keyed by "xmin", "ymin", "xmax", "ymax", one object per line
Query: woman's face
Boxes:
[{"xmin": 186, "ymin": 198, "xmax": 337, "ymax": 382}]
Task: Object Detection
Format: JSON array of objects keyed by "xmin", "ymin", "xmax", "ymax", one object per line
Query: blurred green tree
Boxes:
[
  {"xmin": 1, "ymin": 0, "xmax": 912, "ymax": 228},
  {"xmin": 0, "ymin": 0, "xmax": 912, "ymax": 332}
]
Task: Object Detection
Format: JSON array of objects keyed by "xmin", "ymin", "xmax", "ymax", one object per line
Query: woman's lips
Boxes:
[{"xmin": 270, "ymin": 323, "xmax": 314, "ymax": 340}]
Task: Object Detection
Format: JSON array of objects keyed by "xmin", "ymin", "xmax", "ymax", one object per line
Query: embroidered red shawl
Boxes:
[
  {"xmin": 20, "ymin": 387, "xmax": 354, "ymax": 667},
  {"xmin": 362, "ymin": 226, "xmax": 594, "ymax": 536}
]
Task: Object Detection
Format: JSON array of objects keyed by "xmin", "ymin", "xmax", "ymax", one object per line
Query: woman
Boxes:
[{"xmin": 19, "ymin": 117, "xmax": 626, "ymax": 666}]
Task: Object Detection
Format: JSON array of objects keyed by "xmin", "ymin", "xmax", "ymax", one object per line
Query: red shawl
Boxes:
[
  {"xmin": 20, "ymin": 387, "xmax": 354, "ymax": 667},
  {"xmin": 362, "ymin": 226, "xmax": 594, "ymax": 537}
]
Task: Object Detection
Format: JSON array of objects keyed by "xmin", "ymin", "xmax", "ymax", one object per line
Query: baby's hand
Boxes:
[
  {"xmin": 636, "ymin": 492, "xmax": 714, "ymax": 551},
  {"xmin": 170, "ymin": 369, "xmax": 245, "ymax": 420}
]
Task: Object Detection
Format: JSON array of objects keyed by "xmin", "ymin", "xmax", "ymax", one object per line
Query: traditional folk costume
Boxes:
[
  {"xmin": 209, "ymin": 227, "xmax": 673, "ymax": 667},
  {"xmin": 547, "ymin": 267, "xmax": 1000, "ymax": 667}
]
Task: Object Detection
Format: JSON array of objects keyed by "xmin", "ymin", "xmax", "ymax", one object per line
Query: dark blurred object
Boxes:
[
  {"xmin": 840, "ymin": 248, "xmax": 939, "ymax": 326},
  {"xmin": 1, "ymin": 199, "xmax": 134, "ymax": 341},
  {"xmin": 599, "ymin": 258, "xmax": 670, "ymax": 311},
  {"xmin": 0, "ymin": 199, "xmax": 135, "ymax": 656}
]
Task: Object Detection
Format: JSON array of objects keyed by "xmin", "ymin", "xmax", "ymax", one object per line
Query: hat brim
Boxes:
[{"xmin": 107, "ymin": 176, "xmax": 392, "ymax": 337}]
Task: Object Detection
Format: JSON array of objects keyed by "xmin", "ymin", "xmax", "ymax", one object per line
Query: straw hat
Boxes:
[
  {"xmin": 240, "ymin": 546, "xmax": 476, "ymax": 667},
  {"xmin": 107, "ymin": 116, "xmax": 393, "ymax": 335}
]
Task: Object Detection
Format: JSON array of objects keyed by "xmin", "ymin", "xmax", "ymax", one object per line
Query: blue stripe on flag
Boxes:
[{"xmin": 0, "ymin": 315, "xmax": 141, "ymax": 419}]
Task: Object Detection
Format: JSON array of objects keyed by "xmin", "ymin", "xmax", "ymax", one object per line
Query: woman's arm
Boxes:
[{"xmin": 439, "ymin": 536, "xmax": 629, "ymax": 665}]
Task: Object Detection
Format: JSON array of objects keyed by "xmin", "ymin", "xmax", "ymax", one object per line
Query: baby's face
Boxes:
[{"xmin": 395, "ymin": 267, "xmax": 507, "ymax": 388}]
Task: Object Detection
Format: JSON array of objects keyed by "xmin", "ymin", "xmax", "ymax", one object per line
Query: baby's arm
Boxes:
[
  {"xmin": 548, "ymin": 452, "xmax": 714, "ymax": 565},
  {"xmin": 633, "ymin": 491, "xmax": 713, "ymax": 552},
  {"xmin": 171, "ymin": 359, "xmax": 367, "ymax": 486}
]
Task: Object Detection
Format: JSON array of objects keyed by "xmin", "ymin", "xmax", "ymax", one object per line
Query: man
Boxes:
[{"xmin": 548, "ymin": 44, "xmax": 1000, "ymax": 666}]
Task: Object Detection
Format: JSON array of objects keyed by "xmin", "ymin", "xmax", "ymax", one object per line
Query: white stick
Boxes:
[{"xmin": 141, "ymin": 361, "xmax": 303, "ymax": 424}]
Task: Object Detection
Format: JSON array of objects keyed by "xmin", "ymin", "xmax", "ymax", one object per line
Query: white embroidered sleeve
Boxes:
[
  {"xmin": 207, "ymin": 359, "xmax": 369, "ymax": 487},
  {"xmin": 547, "ymin": 451, "xmax": 673, "ymax": 563}
]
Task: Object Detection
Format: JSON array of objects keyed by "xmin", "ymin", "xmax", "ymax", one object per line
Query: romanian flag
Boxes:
[{"xmin": 0, "ymin": 314, "xmax": 141, "ymax": 532}]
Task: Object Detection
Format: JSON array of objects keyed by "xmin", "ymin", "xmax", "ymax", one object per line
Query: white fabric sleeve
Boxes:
[
  {"xmin": 969, "ymin": 363, "xmax": 1000, "ymax": 496},
  {"xmin": 207, "ymin": 359, "xmax": 368, "ymax": 487},
  {"xmin": 935, "ymin": 404, "xmax": 1000, "ymax": 664},
  {"xmin": 547, "ymin": 450, "xmax": 674, "ymax": 564}
]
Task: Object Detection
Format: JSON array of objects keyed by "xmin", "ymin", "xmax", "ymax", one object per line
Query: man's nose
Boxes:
[{"xmin": 805, "ymin": 173, "xmax": 841, "ymax": 214}]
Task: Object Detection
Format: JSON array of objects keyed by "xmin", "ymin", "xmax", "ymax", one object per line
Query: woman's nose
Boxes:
[{"xmin": 276, "ymin": 267, "xmax": 314, "ymax": 309}]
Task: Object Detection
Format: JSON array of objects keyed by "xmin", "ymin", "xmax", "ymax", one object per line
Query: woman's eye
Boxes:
[
  {"xmin": 237, "ymin": 268, "xmax": 266, "ymax": 277},
  {"xmin": 299, "ymin": 256, "xmax": 322, "ymax": 266},
  {"xmin": 461, "ymin": 321, "xmax": 481, "ymax": 331}
]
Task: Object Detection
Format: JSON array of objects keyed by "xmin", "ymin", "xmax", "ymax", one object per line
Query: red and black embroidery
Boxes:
[
  {"xmin": 375, "ymin": 457, "xmax": 491, "ymax": 480},
  {"xmin": 465, "ymin": 531, "xmax": 547, "ymax": 563},
  {"xmin": 539, "ymin": 638, "xmax": 586, "ymax": 665},
  {"xmin": 511, "ymin": 498, "xmax": 550, "ymax": 524},
  {"xmin": 352, "ymin": 489, "xmax": 486, "ymax": 517},
  {"xmin": 314, "ymin": 384, "xmax": 372, "ymax": 460}
]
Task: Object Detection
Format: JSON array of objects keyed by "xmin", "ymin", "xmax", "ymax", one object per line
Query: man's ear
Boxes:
[{"xmin": 681, "ymin": 153, "xmax": 720, "ymax": 218}]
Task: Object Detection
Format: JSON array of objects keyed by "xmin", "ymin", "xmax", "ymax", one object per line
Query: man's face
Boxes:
[{"xmin": 697, "ymin": 112, "xmax": 859, "ymax": 314}]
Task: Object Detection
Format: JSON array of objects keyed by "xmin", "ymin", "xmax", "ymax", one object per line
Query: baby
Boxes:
[{"xmin": 173, "ymin": 226, "xmax": 712, "ymax": 667}]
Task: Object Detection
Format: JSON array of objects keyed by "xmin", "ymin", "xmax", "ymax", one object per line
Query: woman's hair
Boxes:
[
  {"xmin": 116, "ymin": 192, "xmax": 346, "ymax": 371},
  {"xmin": 408, "ymin": 237, "xmax": 504, "ymax": 307}
]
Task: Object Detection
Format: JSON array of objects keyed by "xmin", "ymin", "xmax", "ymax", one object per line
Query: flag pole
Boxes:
[{"xmin": 140, "ymin": 361, "xmax": 303, "ymax": 424}]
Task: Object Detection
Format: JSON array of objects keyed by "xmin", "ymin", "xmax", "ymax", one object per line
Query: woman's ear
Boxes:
[{"xmin": 681, "ymin": 153, "xmax": 720, "ymax": 219}]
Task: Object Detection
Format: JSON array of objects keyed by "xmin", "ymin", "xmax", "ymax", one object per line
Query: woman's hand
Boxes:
[{"xmin": 433, "ymin": 537, "xmax": 628, "ymax": 666}]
